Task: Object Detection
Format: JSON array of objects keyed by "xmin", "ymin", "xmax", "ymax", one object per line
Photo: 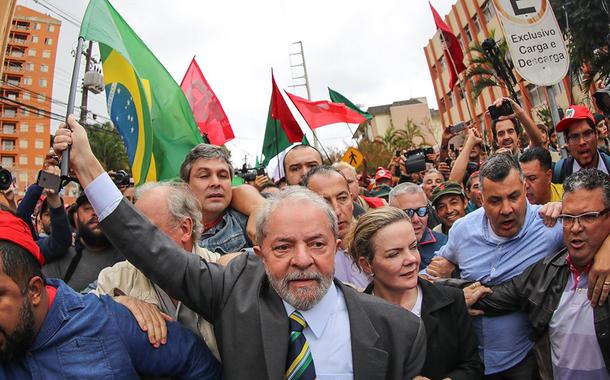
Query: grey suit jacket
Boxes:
[{"xmin": 101, "ymin": 200, "xmax": 426, "ymax": 380}]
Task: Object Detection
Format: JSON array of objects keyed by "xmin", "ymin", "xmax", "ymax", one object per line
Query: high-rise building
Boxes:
[
  {"xmin": 1, "ymin": 5, "xmax": 60, "ymax": 195},
  {"xmin": 423, "ymin": 0, "xmax": 591, "ymax": 141}
]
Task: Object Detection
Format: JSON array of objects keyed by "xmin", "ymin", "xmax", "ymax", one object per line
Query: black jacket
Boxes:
[
  {"xmin": 365, "ymin": 278, "xmax": 483, "ymax": 380},
  {"xmin": 474, "ymin": 248, "xmax": 610, "ymax": 373}
]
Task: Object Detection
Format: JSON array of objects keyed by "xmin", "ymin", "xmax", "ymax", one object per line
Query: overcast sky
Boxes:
[{"xmin": 19, "ymin": 0, "xmax": 454, "ymax": 166}]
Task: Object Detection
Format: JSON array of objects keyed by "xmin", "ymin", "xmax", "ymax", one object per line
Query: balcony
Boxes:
[
  {"xmin": 1, "ymin": 124, "xmax": 16, "ymax": 135},
  {"xmin": 2, "ymin": 141, "xmax": 16, "ymax": 151},
  {"xmin": 1, "ymin": 109, "xmax": 18, "ymax": 119},
  {"xmin": 11, "ymin": 23, "xmax": 30, "ymax": 32},
  {"xmin": 5, "ymin": 51, "xmax": 25, "ymax": 61},
  {"xmin": 8, "ymin": 38, "xmax": 28, "ymax": 47},
  {"xmin": 4, "ymin": 65, "xmax": 23, "ymax": 74}
]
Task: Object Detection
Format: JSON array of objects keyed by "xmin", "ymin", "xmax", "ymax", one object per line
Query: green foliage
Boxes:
[
  {"xmin": 551, "ymin": 0, "xmax": 610, "ymax": 88},
  {"xmin": 357, "ymin": 138, "xmax": 392, "ymax": 175},
  {"xmin": 86, "ymin": 122, "xmax": 130, "ymax": 172},
  {"xmin": 465, "ymin": 30, "xmax": 513, "ymax": 99},
  {"xmin": 379, "ymin": 119, "xmax": 425, "ymax": 152}
]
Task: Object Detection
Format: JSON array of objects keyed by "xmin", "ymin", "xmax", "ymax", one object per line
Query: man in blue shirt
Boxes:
[
  {"xmin": 0, "ymin": 208, "xmax": 221, "ymax": 379},
  {"xmin": 426, "ymin": 153, "xmax": 564, "ymax": 378}
]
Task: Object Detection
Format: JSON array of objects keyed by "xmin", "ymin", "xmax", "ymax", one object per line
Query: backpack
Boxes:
[{"xmin": 552, "ymin": 151, "xmax": 610, "ymax": 184}]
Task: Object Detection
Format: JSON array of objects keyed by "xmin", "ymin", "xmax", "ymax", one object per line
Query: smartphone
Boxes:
[
  {"xmin": 448, "ymin": 121, "xmax": 467, "ymax": 134},
  {"xmin": 36, "ymin": 170, "xmax": 62, "ymax": 193},
  {"xmin": 488, "ymin": 100, "xmax": 514, "ymax": 120}
]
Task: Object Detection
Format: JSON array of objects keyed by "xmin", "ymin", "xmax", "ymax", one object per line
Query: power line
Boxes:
[{"xmin": 32, "ymin": 0, "xmax": 80, "ymax": 28}]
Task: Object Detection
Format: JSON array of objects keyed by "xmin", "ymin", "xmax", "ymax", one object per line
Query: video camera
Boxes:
[
  {"xmin": 235, "ymin": 164, "xmax": 265, "ymax": 182},
  {"xmin": 404, "ymin": 147, "xmax": 434, "ymax": 174},
  {"xmin": 111, "ymin": 170, "xmax": 131, "ymax": 188},
  {"xmin": 0, "ymin": 167, "xmax": 13, "ymax": 191}
]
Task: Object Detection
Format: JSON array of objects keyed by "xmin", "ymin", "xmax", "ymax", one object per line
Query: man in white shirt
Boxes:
[{"xmin": 52, "ymin": 115, "xmax": 426, "ymax": 380}]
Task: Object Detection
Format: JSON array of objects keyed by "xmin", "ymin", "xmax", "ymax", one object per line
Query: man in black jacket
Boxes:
[{"xmin": 467, "ymin": 169, "xmax": 610, "ymax": 379}]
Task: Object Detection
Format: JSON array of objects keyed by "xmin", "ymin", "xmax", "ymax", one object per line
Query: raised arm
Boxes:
[{"xmin": 449, "ymin": 127, "xmax": 482, "ymax": 184}]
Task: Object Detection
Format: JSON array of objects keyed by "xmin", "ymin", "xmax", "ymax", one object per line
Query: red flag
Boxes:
[
  {"xmin": 271, "ymin": 74, "xmax": 304, "ymax": 142},
  {"xmin": 430, "ymin": 3, "xmax": 466, "ymax": 89},
  {"xmin": 285, "ymin": 91, "xmax": 366, "ymax": 129},
  {"xmin": 180, "ymin": 58, "xmax": 234, "ymax": 146}
]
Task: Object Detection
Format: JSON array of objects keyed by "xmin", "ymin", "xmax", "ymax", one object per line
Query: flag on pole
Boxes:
[
  {"xmin": 328, "ymin": 88, "xmax": 372, "ymax": 121},
  {"xmin": 261, "ymin": 74, "xmax": 308, "ymax": 166},
  {"xmin": 180, "ymin": 58, "xmax": 234, "ymax": 146},
  {"xmin": 80, "ymin": 0, "xmax": 203, "ymax": 184},
  {"xmin": 429, "ymin": 2, "xmax": 466, "ymax": 90},
  {"xmin": 285, "ymin": 91, "xmax": 366, "ymax": 129}
]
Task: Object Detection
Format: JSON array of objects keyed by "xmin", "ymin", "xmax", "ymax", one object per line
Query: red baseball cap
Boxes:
[
  {"xmin": 555, "ymin": 105, "xmax": 595, "ymax": 133},
  {"xmin": 375, "ymin": 167, "xmax": 392, "ymax": 181},
  {"xmin": 0, "ymin": 210, "xmax": 44, "ymax": 265}
]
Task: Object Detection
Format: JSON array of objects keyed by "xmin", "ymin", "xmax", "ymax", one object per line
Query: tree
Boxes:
[
  {"xmin": 87, "ymin": 122, "xmax": 130, "ymax": 172},
  {"xmin": 357, "ymin": 138, "xmax": 392, "ymax": 175},
  {"xmin": 551, "ymin": 0, "xmax": 610, "ymax": 88},
  {"xmin": 378, "ymin": 119, "xmax": 426, "ymax": 152},
  {"xmin": 464, "ymin": 30, "xmax": 513, "ymax": 99}
]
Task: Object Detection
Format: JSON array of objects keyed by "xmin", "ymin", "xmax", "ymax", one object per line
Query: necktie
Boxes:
[{"xmin": 284, "ymin": 310, "xmax": 317, "ymax": 380}]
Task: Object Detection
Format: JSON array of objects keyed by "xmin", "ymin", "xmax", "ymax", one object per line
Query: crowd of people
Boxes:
[{"xmin": 1, "ymin": 94, "xmax": 610, "ymax": 380}]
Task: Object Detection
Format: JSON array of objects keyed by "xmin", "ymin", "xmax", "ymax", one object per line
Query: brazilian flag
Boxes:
[{"xmin": 80, "ymin": 0, "xmax": 203, "ymax": 184}]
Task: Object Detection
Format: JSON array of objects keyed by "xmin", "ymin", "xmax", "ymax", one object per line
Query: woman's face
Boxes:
[{"xmin": 361, "ymin": 220, "xmax": 420, "ymax": 292}]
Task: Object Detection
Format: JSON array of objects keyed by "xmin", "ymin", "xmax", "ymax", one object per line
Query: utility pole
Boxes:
[
  {"xmin": 79, "ymin": 40, "xmax": 93, "ymax": 125},
  {"xmin": 289, "ymin": 41, "xmax": 321, "ymax": 150}
]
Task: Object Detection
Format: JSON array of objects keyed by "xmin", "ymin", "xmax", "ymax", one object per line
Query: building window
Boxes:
[
  {"xmin": 25, "ymin": 63, "xmax": 34, "ymax": 71},
  {"xmin": 527, "ymin": 85, "xmax": 544, "ymax": 107},
  {"xmin": 36, "ymin": 109, "xmax": 43, "ymax": 118},
  {"xmin": 2, "ymin": 156, "xmax": 15, "ymax": 167},
  {"xmin": 48, "ymin": 24, "xmax": 55, "ymax": 32},
  {"xmin": 39, "ymin": 79, "xmax": 47, "ymax": 87},
  {"xmin": 37, "ymin": 94, "xmax": 45, "ymax": 103},
  {"xmin": 23, "ymin": 77, "xmax": 32, "ymax": 85},
  {"xmin": 19, "ymin": 173, "xmax": 27, "ymax": 182},
  {"xmin": 44, "ymin": 38, "xmax": 53, "ymax": 45},
  {"xmin": 35, "ymin": 139, "xmax": 44, "ymax": 149},
  {"xmin": 22, "ymin": 108, "xmax": 29, "ymax": 117},
  {"xmin": 19, "ymin": 123, "xmax": 28, "ymax": 132},
  {"xmin": 464, "ymin": 25, "xmax": 472, "ymax": 42},
  {"xmin": 483, "ymin": 0, "xmax": 496, "ymax": 23},
  {"xmin": 22, "ymin": 93, "xmax": 30, "ymax": 101},
  {"xmin": 5, "ymin": 93, "xmax": 16, "ymax": 101},
  {"xmin": 19, "ymin": 139, "xmax": 28, "ymax": 149},
  {"xmin": 27, "ymin": 49, "xmax": 36, "ymax": 57},
  {"xmin": 439, "ymin": 56, "xmax": 446, "ymax": 71},
  {"xmin": 34, "ymin": 23, "xmax": 41, "ymax": 30},
  {"xmin": 42, "ymin": 50, "xmax": 51, "ymax": 58},
  {"xmin": 473, "ymin": 14, "xmax": 482, "ymax": 34},
  {"xmin": 36, "ymin": 124, "xmax": 44, "ymax": 133},
  {"xmin": 40, "ymin": 64, "xmax": 49, "ymax": 72},
  {"xmin": 3, "ymin": 124, "xmax": 16, "ymax": 134},
  {"xmin": 3, "ymin": 108, "xmax": 16, "ymax": 118},
  {"xmin": 2, "ymin": 140, "xmax": 15, "ymax": 151},
  {"xmin": 35, "ymin": 157, "xmax": 43, "ymax": 166},
  {"xmin": 19, "ymin": 156, "xmax": 27, "ymax": 165},
  {"xmin": 31, "ymin": 35, "xmax": 38, "ymax": 43}
]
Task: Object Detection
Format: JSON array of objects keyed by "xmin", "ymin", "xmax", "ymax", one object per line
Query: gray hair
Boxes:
[
  {"xmin": 332, "ymin": 162, "xmax": 356, "ymax": 175},
  {"xmin": 301, "ymin": 165, "xmax": 348, "ymax": 188},
  {"xmin": 179, "ymin": 143, "xmax": 233, "ymax": 182},
  {"xmin": 479, "ymin": 153, "xmax": 523, "ymax": 191},
  {"xmin": 255, "ymin": 186, "xmax": 338, "ymax": 245},
  {"xmin": 563, "ymin": 169, "xmax": 610, "ymax": 208},
  {"xmin": 389, "ymin": 182, "xmax": 425, "ymax": 204},
  {"xmin": 136, "ymin": 182, "xmax": 203, "ymax": 243}
]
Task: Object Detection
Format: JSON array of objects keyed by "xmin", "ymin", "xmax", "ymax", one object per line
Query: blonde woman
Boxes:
[{"xmin": 349, "ymin": 207, "xmax": 482, "ymax": 380}]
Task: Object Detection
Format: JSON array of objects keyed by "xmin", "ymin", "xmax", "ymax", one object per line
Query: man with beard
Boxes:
[
  {"xmin": 0, "ymin": 208, "xmax": 221, "ymax": 379},
  {"xmin": 490, "ymin": 97, "xmax": 544, "ymax": 156},
  {"xmin": 302, "ymin": 166, "xmax": 370, "ymax": 289},
  {"xmin": 42, "ymin": 193, "xmax": 123, "ymax": 292},
  {"xmin": 52, "ymin": 115, "xmax": 427, "ymax": 380},
  {"xmin": 552, "ymin": 105, "xmax": 610, "ymax": 184}
]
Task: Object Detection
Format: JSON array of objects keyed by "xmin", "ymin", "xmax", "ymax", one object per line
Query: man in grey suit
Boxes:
[{"xmin": 53, "ymin": 116, "xmax": 426, "ymax": 380}]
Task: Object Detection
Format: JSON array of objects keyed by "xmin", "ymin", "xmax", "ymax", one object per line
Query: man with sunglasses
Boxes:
[
  {"xmin": 388, "ymin": 183, "xmax": 447, "ymax": 270},
  {"xmin": 467, "ymin": 169, "xmax": 610, "ymax": 379},
  {"xmin": 552, "ymin": 105, "xmax": 610, "ymax": 184}
]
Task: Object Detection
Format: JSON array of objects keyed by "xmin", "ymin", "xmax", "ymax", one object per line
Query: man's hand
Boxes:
[
  {"xmin": 252, "ymin": 175, "xmax": 270, "ymax": 192},
  {"xmin": 465, "ymin": 127, "xmax": 483, "ymax": 146},
  {"xmin": 115, "ymin": 295, "xmax": 173, "ymax": 348},
  {"xmin": 538, "ymin": 201, "xmax": 562, "ymax": 227},
  {"xmin": 436, "ymin": 161, "xmax": 451, "ymax": 178},
  {"xmin": 463, "ymin": 282, "xmax": 492, "ymax": 316},
  {"xmin": 426, "ymin": 256, "xmax": 456, "ymax": 278},
  {"xmin": 590, "ymin": 233, "xmax": 610, "ymax": 306},
  {"xmin": 53, "ymin": 115, "xmax": 105, "ymax": 188},
  {"xmin": 43, "ymin": 164, "xmax": 62, "ymax": 208}
]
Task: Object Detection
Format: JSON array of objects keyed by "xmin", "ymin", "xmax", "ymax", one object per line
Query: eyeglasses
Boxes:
[
  {"xmin": 404, "ymin": 207, "xmax": 429, "ymax": 218},
  {"xmin": 559, "ymin": 209, "xmax": 610, "ymax": 227},
  {"xmin": 566, "ymin": 129, "xmax": 596, "ymax": 144}
]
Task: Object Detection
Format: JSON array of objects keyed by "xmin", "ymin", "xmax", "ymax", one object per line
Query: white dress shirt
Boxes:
[{"xmin": 283, "ymin": 282, "xmax": 353, "ymax": 380}]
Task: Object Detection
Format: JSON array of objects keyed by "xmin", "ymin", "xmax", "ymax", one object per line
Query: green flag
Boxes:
[
  {"xmin": 328, "ymin": 87, "xmax": 372, "ymax": 121},
  {"xmin": 261, "ymin": 101, "xmax": 309, "ymax": 167},
  {"xmin": 80, "ymin": 0, "xmax": 203, "ymax": 184}
]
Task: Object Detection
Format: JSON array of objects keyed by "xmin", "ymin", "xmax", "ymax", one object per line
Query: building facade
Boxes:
[
  {"xmin": 1, "ymin": 5, "xmax": 60, "ymax": 195},
  {"xmin": 423, "ymin": 0, "xmax": 591, "ymax": 144}
]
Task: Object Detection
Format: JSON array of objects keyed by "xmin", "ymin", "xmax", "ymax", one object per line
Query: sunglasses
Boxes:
[{"xmin": 404, "ymin": 207, "xmax": 429, "ymax": 218}]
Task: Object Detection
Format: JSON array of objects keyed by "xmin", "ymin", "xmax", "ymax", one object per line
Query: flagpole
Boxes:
[
  {"xmin": 274, "ymin": 120, "xmax": 282, "ymax": 179},
  {"xmin": 60, "ymin": 36, "xmax": 85, "ymax": 181}
]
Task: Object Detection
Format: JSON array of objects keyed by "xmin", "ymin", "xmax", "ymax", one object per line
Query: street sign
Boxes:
[
  {"xmin": 341, "ymin": 147, "xmax": 364, "ymax": 169},
  {"xmin": 492, "ymin": 0, "xmax": 569, "ymax": 86}
]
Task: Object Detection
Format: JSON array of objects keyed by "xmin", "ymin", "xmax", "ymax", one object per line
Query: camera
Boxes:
[
  {"xmin": 235, "ymin": 164, "xmax": 265, "ymax": 182},
  {"xmin": 111, "ymin": 170, "xmax": 130, "ymax": 187},
  {"xmin": 395, "ymin": 150, "xmax": 401, "ymax": 158},
  {"xmin": 488, "ymin": 100, "xmax": 514, "ymax": 120},
  {"xmin": 0, "ymin": 167, "xmax": 12, "ymax": 191},
  {"xmin": 448, "ymin": 121, "xmax": 467, "ymax": 134},
  {"xmin": 404, "ymin": 149, "xmax": 427, "ymax": 174}
]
